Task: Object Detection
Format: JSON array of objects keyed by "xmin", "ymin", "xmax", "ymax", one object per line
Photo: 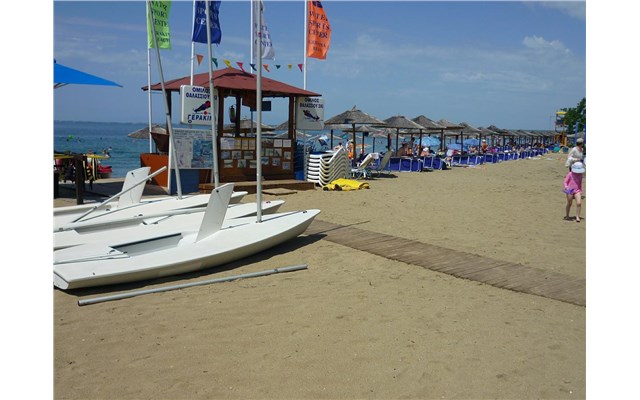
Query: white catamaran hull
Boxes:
[
  {"xmin": 54, "ymin": 192, "xmax": 248, "ymax": 230},
  {"xmin": 53, "ymin": 209, "xmax": 320, "ymax": 290},
  {"xmin": 53, "ymin": 200, "xmax": 285, "ymax": 250}
]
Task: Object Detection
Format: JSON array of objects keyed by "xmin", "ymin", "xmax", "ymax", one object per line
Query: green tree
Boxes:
[{"xmin": 563, "ymin": 98, "xmax": 586, "ymax": 135}]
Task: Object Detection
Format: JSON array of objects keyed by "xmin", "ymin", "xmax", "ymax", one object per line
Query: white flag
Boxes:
[{"xmin": 252, "ymin": 0, "xmax": 275, "ymax": 60}]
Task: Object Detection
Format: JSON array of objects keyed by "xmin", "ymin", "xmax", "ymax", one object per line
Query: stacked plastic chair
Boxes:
[{"xmin": 306, "ymin": 148, "xmax": 350, "ymax": 187}]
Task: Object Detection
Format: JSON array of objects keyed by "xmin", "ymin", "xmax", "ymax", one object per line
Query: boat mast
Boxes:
[
  {"xmin": 205, "ymin": 0, "xmax": 220, "ymax": 187},
  {"xmin": 147, "ymin": 0, "xmax": 182, "ymax": 198},
  {"xmin": 255, "ymin": 0, "xmax": 263, "ymax": 222}
]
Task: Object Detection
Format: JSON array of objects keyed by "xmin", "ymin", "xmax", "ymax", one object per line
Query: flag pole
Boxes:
[
  {"xmin": 256, "ymin": 0, "xmax": 263, "ymax": 223},
  {"xmin": 303, "ymin": 0, "xmax": 308, "ymax": 90},
  {"xmin": 205, "ymin": 0, "xmax": 220, "ymax": 187},
  {"xmin": 190, "ymin": 0, "xmax": 196, "ymax": 85},
  {"xmin": 302, "ymin": 0, "xmax": 308, "ymax": 180},
  {"xmin": 250, "ymin": 0, "xmax": 255, "ymax": 140},
  {"xmin": 147, "ymin": 0, "xmax": 182, "ymax": 198},
  {"xmin": 146, "ymin": 1, "xmax": 153, "ymax": 154}
]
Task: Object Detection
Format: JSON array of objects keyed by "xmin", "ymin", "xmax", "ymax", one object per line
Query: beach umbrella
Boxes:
[
  {"xmin": 412, "ymin": 115, "xmax": 445, "ymax": 151},
  {"xmin": 477, "ymin": 126, "xmax": 499, "ymax": 147},
  {"xmin": 458, "ymin": 122, "xmax": 482, "ymax": 136},
  {"xmin": 434, "ymin": 119, "xmax": 464, "ymax": 150},
  {"xmin": 325, "ymin": 106, "xmax": 387, "ymax": 159},
  {"xmin": 365, "ymin": 127, "xmax": 388, "ymax": 153},
  {"xmin": 487, "ymin": 125, "xmax": 514, "ymax": 147},
  {"xmin": 463, "ymin": 138, "xmax": 480, "ymax": 147},
  {"xmin": 453, "ymin": 122, "xmax": 482, "ymax": 151},
  {"xmin": 273, "ymin": 120, "xmax": 290, "ymax": 131},
  {"xmin": 351, "ymin": 125, "xmax": 382, "ymax": 154},
  {"xmin": 420, "ymin": 136, "xmax": 441, "ymax": 148},
  {"xmin": 383, "ymin": 115, "xmax": 424, "ymax": 155},
  {"xmin": 54, "ymin": 60, "xmax": 122, "ymax": 89},
  {"xmin": 127, "ymin": 124, "xmax": 167, "ymax": 139},
  {"xmin": 53, "ymin": 60, "xmax": 124, "ymax": 204},
  {"xmin": 223, "ymin": 118, "xmax": 274, "ymax": 134}
]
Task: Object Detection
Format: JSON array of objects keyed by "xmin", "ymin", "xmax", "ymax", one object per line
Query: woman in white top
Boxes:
[{"xmin": 565, "ymin": 138, "xmax": 584, "ymax": 169}]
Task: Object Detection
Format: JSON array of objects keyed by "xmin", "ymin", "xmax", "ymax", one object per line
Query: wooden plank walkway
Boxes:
[{"xmin": 305, "ymin": 220, "xmax": 585, "ymax": 307}]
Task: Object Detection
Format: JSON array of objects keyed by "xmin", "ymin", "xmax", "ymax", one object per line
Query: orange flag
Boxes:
[
  {"xmin": 307, "ymin": 1, "xmax": 331, "ymax": 59},
  {"xmin": 196, "ymin": 54, "xmax": 203, "ymax": 66},
  {"xmin": 263, "ymin": 64, "xmax": 270, "ymax": 72}
]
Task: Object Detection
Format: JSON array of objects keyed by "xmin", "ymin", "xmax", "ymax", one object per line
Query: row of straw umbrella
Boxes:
[
  {"xmin": 211, "ymin": 107, "xmax": 555, "ymax": 157},
  {"xmin": 323, "ymin": 106, "xmax": 555, "ymax": 157}
]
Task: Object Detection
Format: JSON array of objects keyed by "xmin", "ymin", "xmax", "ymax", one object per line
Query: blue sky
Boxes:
[{"xmin": 52, "ymin": 0, "xmax": 586, "ymax": 130}]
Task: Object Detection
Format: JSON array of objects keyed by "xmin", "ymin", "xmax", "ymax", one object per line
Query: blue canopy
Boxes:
[
  {"xmin": 463, "ymin": 138, "xmax": 479, "ymax": 146},
  {"xmin": 446, "ymin": 143, "xmax": 462, "ymax": 151},
  {"xmin": 54, "ymin": 61, "xmax": 122, "ymax": 89},
  {"xmin": 420, "ymin": 136, "xmax": 441, "ymax": 147}
]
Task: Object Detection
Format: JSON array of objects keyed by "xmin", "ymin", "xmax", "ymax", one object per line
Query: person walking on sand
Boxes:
[
  {"xmin": 565, "ymin": 138, "xmax": 584, "ymax": 170},
  {"xmin": 563, "ymin": 161, "xmax": 585, "ymax": 223}
]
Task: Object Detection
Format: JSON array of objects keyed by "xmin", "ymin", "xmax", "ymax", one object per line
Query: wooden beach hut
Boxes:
[{"xmin": 142, "ymin": 67, "xmax": 321, "ymax": 189}]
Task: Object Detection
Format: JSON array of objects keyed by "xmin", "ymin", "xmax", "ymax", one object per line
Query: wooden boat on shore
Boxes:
[{"xmin": 53, "ymin": 183, "xmax": 319, "ymax": 290}]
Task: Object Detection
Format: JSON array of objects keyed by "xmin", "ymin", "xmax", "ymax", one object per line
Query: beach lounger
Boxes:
[
  {"xmin": 350, "ymin": 153, "xmax": 376, "ymax": 179},
  {"xmin": 370, "ymin": 151, "xmax": 393, "ymax": 177}
]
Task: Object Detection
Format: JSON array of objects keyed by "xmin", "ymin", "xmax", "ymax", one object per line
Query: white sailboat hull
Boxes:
[
  {"xmin": 53, "ymin": 200, "xmax": 285, "ymax": 250},
  {"xmin": 53, "ymin": 191, "xmax": 247, "ymax": 230},
  {"xmin": 53, "ymin": 209, "xmax": 320, "ymax": 290}
]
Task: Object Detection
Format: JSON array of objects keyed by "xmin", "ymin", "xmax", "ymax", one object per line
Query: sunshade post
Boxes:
[{"xmin": 74, "ymin": 154, "xmax": 85, "ymax": 205}]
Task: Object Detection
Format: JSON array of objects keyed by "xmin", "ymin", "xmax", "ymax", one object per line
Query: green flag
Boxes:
[{"xmin": 147, "ymin": 1, "xmax": 172, "ymax": 49}]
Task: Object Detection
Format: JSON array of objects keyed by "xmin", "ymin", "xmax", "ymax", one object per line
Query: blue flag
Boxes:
[{"xmin": 192, "ymin": 1, "xmax": 221, "ymax": 44}]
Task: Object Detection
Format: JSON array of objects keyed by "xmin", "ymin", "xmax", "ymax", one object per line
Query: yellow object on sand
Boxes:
[{"xmin": 322, "ymin": 178, "xmax": 370, "ymax": 191}]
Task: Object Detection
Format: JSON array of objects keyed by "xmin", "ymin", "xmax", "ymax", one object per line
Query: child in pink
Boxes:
[{"xmin": 563, "ymin": 161, "xmax": 585, "ymax": 222}]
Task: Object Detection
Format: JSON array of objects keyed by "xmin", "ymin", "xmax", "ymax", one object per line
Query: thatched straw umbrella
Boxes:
[
  {"xmin": 488, "ymin": 125, "xmax": 515, "ymax": 147},
  {"xmin": 477, "ymin": 126, "xmax": 499, "ymax": 147},
  {"xmin": 383, "ymin": 115, "xmax": 425, "ymax": 155},
  {"xmin": 455, "ymin": 122, "xmax": 482, "ymax": 151},
  {"xmin": 412, "ymin": 115, "xmax": 445, "ymax": 151},
  {"xmin": 325, "ymin": 106, "xmax": 387, "ymax": 160},
  {"xmin": 435, "ymin": 119, "xmax": 464, "ymax": 151},
  {"xmin": 223, "ymin": 119, "xmax": 274, "ymax": 135}
]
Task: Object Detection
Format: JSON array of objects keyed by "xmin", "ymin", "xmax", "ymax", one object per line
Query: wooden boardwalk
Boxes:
[{"xmin": 305, "ymin": 220, "xmax": 585, "ymax": 307}]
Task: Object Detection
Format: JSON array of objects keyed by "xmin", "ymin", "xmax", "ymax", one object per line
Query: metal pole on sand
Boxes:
[{"xmin": 78, "ymin": 265, "xmax": 309, "ymax": 306}]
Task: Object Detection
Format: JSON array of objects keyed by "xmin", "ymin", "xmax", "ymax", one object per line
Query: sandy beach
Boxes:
[{"xmin": 53, "ymin": 151, "xmax": 585, "ymax": 399}]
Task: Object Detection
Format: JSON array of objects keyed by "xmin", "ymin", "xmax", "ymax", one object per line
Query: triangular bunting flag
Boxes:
[
  {"xmin": 263, "ymin": 64, "xmax": 270, "ymax": 72},
  {"xmin": 224, "ymin": 59, "xmax": 232, "ymax": 68},
  {"xmin": 237, "ymin": 62, "xmax": 246, "ymax": 73},
  {"xmin": 275, "ymin": 65, "xmax": 281, "ymax": 69},
  {"xmin": 250, "ymin": 63, "xmax": 257, "ymax": 71},
  {"xmin": 196, "ymin": 54, "xmax": 203, "ymax": 66},
  {"xmin": 212, "ymin": 57, "xmax": 218, "ymax": 68},
  {"xmin": 298, "ymin": 63, "xmax": 303, "ymax": 72},
  {"xmin": 287, "ymin": 64, "xmax": 292, "ymax": 70}
]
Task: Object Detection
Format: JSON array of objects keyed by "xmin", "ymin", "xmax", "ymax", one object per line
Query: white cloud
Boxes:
[
  {"xmin": 522, "ymin": 35, "xmax": 571, "ymax": 55},
  {"xmin": 539, "ymin": 1, "xmax": 586, "ymax": 21}
]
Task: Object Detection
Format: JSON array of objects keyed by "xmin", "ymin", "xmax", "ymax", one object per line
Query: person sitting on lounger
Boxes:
[
  {"xmin": 481, "ymin": 139, "xmax": 488, "ymax": 153},
  {"xmin": 396, "ymin": 142, "xmax": 409, "ymax": 156},
  {"xmin": 420, "ymin": 146, "xmax": 430, "ymax": 156}
]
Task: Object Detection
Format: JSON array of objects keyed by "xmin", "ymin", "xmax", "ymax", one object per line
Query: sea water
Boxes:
[
  {"xmin": 54, "ymin": 121, "xmax": 153, "ymax": 178},
  {"xmin": 53, "ymin": 120, "xmax": 440, "ymax": 178}
]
